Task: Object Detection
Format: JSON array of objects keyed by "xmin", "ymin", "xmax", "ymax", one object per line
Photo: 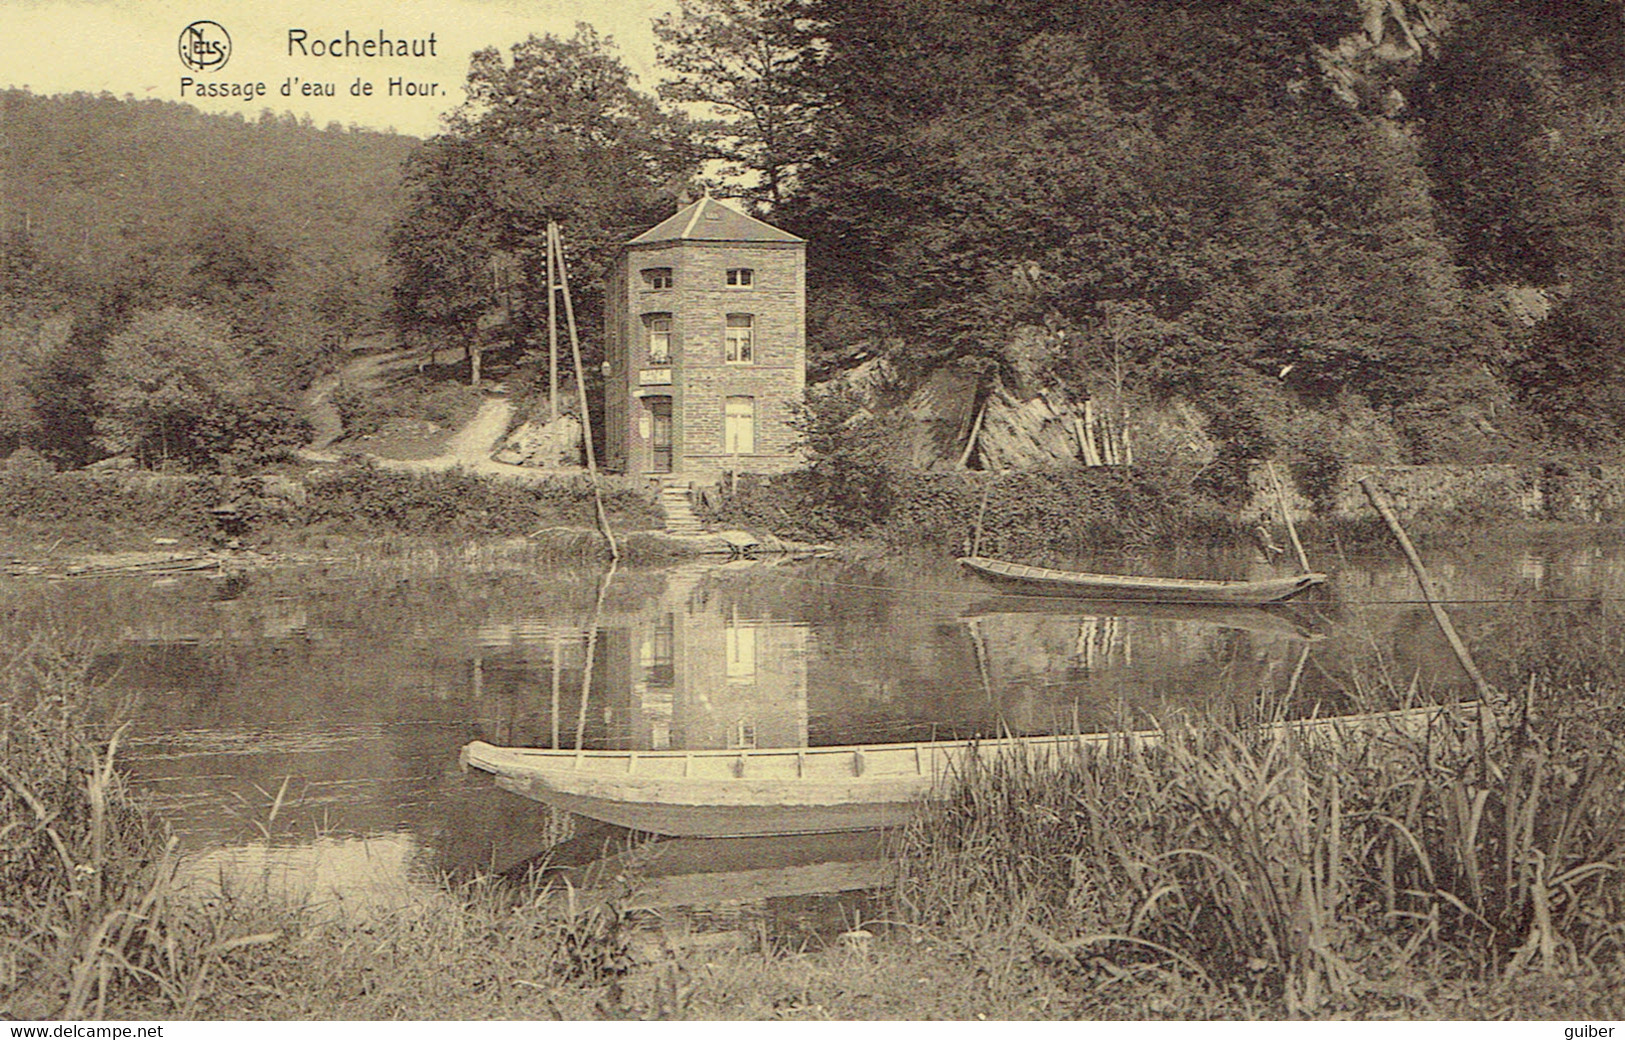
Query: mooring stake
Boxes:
[
  {"xmin": 1267, "ymin": 460, "xmax": 1312, "ymax": 574},
  {"xmin": 1359, "ymin": 477, "xmax": 1497, "ymax": 705}
]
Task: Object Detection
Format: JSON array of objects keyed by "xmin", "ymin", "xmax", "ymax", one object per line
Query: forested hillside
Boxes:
[
  {"xmin": 0, "ymin": 91, "xmax": 416, "ymax": 466},
  {"xmin": 750, "ymin": 0, "xmax": 1622, "ymax": 465}
]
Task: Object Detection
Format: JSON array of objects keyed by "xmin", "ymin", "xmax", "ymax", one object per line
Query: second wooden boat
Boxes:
[{"xmin": 959, "ymin": 555, "xmax": 1327, "ymax": 605}]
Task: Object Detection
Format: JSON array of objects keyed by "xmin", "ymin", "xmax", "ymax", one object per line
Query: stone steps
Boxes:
[{"xmin": 658, "ymin": 484, "xmax": 708, "ymax": 536}]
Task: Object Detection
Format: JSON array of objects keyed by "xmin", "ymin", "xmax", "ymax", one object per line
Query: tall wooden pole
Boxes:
[
  {"xmin": 970, "ymin": 477, "xmax": 993, "ymax": 558},
  {"xmin": 958, "ymin": 398, "xmax": 987, "ymax": 469},
  {"xmin": 550, "ymin": 632, "xmax": 561, "ymax": 751},
  {"xmin": 574, "ymin": 558, "xmax": 616, "ymax": 751},
  {"xmin": 1267, "ymin": 461, "xmax": 1313, "ymax": 574},
  {"xmin": 549, "ymin": 222, "xmax": 619, "ymax": 561},
  {"xmin": 546, "ymin": 229, "xmax": 559, "ymax": 421},
  {"xmin": 1359, "ymin": 478, "xmax": 1497, "ymax": 704}
]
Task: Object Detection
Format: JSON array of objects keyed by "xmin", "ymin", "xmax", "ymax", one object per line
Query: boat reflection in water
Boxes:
[{"xmin": 958, "ymin": 595, "xmax": 1325, "ymax": 737}]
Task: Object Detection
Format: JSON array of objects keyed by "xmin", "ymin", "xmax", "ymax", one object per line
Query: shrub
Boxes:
[
  {"xmin": 300, "ymin": 464, "xmax": 659, "ymax": 536},
  {"xmin": 1290, "ymin": 444, "xmax": 1346, "ymax": 518},
  {"xmin": 0, "ymin": 470, "xmax": 220, "ymax": 536},
  {"xmin": 706, "ymin": 463, "xmax": 1241, "ymax": 554},
  {"xmin": 328, "ymin": 381, "xmax": 381, "ymax": 437},
  {"xmin": 330, "ymin": 372, "xmax": 483, "ymax": 441},
  {"xmin": 89, "ymin": 308, "xmax": 305, "ymax": 470}
]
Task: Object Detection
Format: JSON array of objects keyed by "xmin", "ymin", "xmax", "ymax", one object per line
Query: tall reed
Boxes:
[
  {"xmin": 0, "ymin": 635, "xmax": 282, "ymax": 1017},
  {"xmin": 894, "ymin": 695, "xmax": 1625, "ymax": 1014},
  {"xmin": 0, "ymin": 627, "xmax": 638, "ymax": 1018}
]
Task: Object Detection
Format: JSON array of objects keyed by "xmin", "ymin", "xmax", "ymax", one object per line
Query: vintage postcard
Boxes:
[{"xmin": 2, "ymin": 0, "xmax": 1622, "ymax": 1028}]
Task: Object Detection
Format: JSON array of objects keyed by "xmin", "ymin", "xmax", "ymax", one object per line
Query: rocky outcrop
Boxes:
[
  {"xmin": 976, "ymin": 385, "xmax": 1091, "ymax": 471},
  {"xmin": 1312, "ymin": 0, "xmax": 1447, "ymax": 112},
  {"xmin": 495, "ymin": 414, "xmax": 583, "ymax": 468},
  {"xmin": 900, "ymin": 366, "xmax": 979, "ymax": 468}
]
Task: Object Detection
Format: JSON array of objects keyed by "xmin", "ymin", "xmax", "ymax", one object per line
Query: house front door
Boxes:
[{"xmin": 648, "ymin": 398, "xmax": 673, "ymax": 473}]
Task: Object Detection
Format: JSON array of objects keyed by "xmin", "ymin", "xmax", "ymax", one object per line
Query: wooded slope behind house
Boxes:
[
  {"xmin": 0, "ymin": 91, "xmax": 417, "ymax": 465},
  {"xmin": 745, "ymin": 0, "xmax": 1625, "ymax": 469},
  {"xmin": 2, "ymin": 0, "xmax": 1623, "ymax": 479}
]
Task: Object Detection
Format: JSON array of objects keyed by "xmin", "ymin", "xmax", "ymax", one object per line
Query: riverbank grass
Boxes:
[{"xmin": 893, "ymin": 686, "xmax": 1625, "ymax": 1018}]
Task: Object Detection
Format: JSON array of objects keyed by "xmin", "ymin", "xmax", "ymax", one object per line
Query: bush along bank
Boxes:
[
  {"xmin": 709, "ymin": 458, "xmax": 1625, "ymax": 559},
  {"xmin": 0, "ymin": 463, "xmax": 662, "ymax": 546},
  {"xmin": 706, "ymin": 465, "xmax": 1244, "ymax": 556}
]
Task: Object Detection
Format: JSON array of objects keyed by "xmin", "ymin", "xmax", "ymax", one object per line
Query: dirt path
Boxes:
[
  {"xmin": 300, "ymin": 350, "xmax": 420, "ymax": 460},
  {"xmin": 376, "ymin": 397, "xmax": 516, "ymax": 475},
  {"xmin": 446, "ymin": 398, "xmax": 514, "ymax": 465},
  {"xmin": 302, "ymin": 350, "xmax": 583, "ymax": 483}
]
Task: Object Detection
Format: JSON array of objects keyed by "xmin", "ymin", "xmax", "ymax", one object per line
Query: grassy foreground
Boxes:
[{"xmin": 5, "ymin": 626, "xmax": 1625, "ymax": 1020}]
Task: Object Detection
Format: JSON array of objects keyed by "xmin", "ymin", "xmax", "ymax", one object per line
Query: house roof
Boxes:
[{"xmin": 627, "ymin": 196, "xmax": 804, "ymax": 246}]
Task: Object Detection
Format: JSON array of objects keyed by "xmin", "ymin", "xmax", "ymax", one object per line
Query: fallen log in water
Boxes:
[{"xmin": 4, "ymin": 550, "xmax": 266, "ymax": 580}]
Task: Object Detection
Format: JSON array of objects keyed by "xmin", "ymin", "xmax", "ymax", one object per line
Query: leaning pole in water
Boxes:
[
  {"xmin": 1359, "ymin": 477, "xmax": 1495, "ymax": 705},
  {"xmin": 549, "ymin": 220, "xmax": 619, "ymax": 561}
]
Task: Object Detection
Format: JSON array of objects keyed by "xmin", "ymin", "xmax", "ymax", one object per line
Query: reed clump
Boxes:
[
  {"xmin": 0, "ymin": 632, "xmax": 635, "ymax": 1019},
  {"xmin": 894, "ymin": 696, "xmax": 1625, "ymax": 1016},
  {"xmin": 0, "ymin": 635, "xmax": 268, "ymax": 1018}
]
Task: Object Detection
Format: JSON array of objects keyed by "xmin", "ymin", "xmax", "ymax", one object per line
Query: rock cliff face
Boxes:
[
  {"xmin": 495, "ymin": 414, "xmax": 582, "ymax": 468},
  {"xmin": 1313, "ymin": 0, "xmax": 1450, "ymax": 112},
  {"xmin": 975, "ymin": 386, "xmax": 1093, "ymax": 471}
]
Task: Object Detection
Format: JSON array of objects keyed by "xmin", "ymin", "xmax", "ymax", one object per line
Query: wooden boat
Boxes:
[
  {"xmin": 959, "ymin": 555, "xmax": 1327, "ymax": 605},
  {"xmin": 460, "ymin": 702, "xmax": 1480, "ymax": 839}
]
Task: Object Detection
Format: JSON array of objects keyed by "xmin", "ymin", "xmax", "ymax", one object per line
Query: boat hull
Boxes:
[
  {"xmin": 492, "ymin": 777, "xmax": 918, "ymax": 838},
  {"xmin": 959, "ymin": 556, "xmax": 1327, "ymax": 605},
  {"xmin": 462, "ymin": 703, "xmax": 1479, "ymax": 838}
]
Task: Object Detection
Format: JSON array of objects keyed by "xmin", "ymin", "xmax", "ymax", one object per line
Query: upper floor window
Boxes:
[
  {"xmin": 726, "ymin": 268, "xmax": 754, "ymax": 287},
  {"xmin": 725, "ymin": 314, "xmax": 753, "ymax": 363},
  {"xmin": 641, "ymin": 267, "xmax": 673, "ymax": 290},
  {"xmin": 644, "ymin": 313, "xmax": 672, "ymax": 364}
]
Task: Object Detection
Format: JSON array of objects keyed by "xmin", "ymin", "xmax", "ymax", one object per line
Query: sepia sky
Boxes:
[{"xmin": 0, "ymin": 0, "xmax": 677, "ymax": 138}]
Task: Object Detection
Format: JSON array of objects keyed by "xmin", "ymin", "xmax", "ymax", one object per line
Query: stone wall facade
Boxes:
[{"xmin": 604, "ymin": 236, "xmax": 805, "ymax": 483}]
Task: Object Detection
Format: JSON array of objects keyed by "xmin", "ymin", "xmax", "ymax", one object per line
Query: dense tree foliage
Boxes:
[
  {"xmin": 652, "ymin": 0, "xmax": 826, "ymax": 206},
  {"xmin": 0, "ymin": 90, "xmax": 411, "ymax": 466},
  {"xmin": 92, "ymin": 308, "xmax": 306, "ymax": 468},
  {"xmin": 390, "ymin": 26, "xmax": 696, "ymax": 382},
  {"xmin": 649, "ymin": 0, "xmax": 1624, "ymax": 463}
]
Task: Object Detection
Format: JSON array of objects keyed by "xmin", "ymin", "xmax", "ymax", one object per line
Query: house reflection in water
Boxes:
[
  {"xmin": 472, "ymin": 565, "xmax": 810, "ymax": 753},
  {"xmin": 599, "ymin": 570, "xmax": 810, "ymax": 752}
]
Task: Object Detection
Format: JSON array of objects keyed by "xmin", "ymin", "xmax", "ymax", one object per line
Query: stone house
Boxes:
[{"xmin": 602, "ymin": 196, "xmax": 806, "ymax": 482}]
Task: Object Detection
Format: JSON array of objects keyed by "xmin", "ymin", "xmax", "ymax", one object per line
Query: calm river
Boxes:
[{"xmin": 6, "ymin": 540, "xmax": 1619, "ymax": 932}]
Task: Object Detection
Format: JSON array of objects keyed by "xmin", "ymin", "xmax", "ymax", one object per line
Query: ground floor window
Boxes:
[{"xmin": 724, "ymin": 395, "xmax": 755, "ymax": 454}]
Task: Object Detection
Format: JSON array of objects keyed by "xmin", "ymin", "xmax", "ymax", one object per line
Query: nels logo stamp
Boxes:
[{"xmin": 178, "ymin": 21, "xmax": 232, "ymax": 72}]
